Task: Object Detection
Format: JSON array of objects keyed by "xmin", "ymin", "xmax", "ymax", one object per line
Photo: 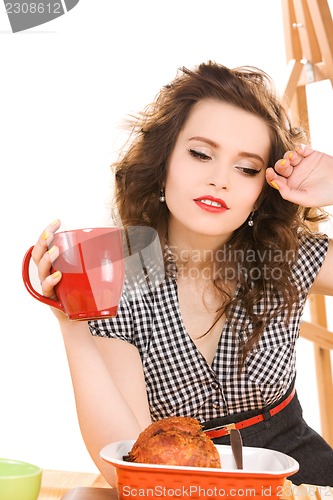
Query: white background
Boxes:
[{"xmin": 0, "ymin": 0, "xmax": 332, "ymax": 474}]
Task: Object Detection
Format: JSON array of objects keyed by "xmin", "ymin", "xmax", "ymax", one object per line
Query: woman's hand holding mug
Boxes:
[{"xmin": 22, "ymin": 220, "xmax": 125, "ymax": 321}]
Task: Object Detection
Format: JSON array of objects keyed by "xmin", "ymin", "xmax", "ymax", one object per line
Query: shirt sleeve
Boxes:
[
  {"xmin": 88, "ymin": 291, "xmax": 134, "ymax": 343},
  {"xmin": 292, "ymin": 233, "xmax": 329, "ymax": 299}
]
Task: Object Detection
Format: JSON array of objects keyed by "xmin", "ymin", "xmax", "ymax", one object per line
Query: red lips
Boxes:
[{"xmin": 194, "ymin": 195, "xmax": 229, "ymax": 213}]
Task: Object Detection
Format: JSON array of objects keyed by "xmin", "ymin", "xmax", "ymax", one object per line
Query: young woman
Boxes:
[{"xmin": 32, "ymin": 61, "xmax": 333, "ymax": 486}]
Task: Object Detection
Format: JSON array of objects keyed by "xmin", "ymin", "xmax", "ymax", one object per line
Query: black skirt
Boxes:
[{"xmin": 202, "ymin": 383, "xmax": 333, "ymax": 486}]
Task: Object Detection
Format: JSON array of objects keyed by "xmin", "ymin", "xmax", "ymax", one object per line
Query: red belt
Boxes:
[{"xmin": 204, "ymin": 388, "xmax": 296, "ymax": 439}]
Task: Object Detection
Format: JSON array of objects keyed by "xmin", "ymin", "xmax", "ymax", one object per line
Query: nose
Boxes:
[{"xmin": 207, "ymin": 165, "xmax": 229, "ymax": 190}]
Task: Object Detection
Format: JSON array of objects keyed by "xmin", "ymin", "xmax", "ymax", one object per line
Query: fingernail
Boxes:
[
  {"xmin": 51, "ymin": 271, "xmax": 61, "ymax": 279},
  {"xmin": 288, "ymin": 152, "xmax": 293, "ymax": 159},
  {"xmin": 48, "ymin": 246, "xmax": 56, "ymax": 255},
  {"xmin": 270, "ymin": 181, "xmax": 280, "ymax": 190},
  {"xmin": 42, "ymin": 230, "xmax": 50, "ymax": 240},
  {"xmin": 51, "ymin": 219, "xmax": 59, "ymax": 226},
  {"xmin": 280, "ymin": 159, "xmax": 287, "ymax": 166}
]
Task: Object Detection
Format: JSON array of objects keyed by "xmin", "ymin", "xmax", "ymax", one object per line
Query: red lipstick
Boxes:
[{"xmin": 194, "ymin": 195, "xmax": 229, "ymax": 213}]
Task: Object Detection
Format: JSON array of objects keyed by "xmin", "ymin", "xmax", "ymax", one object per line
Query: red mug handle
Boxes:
[{"xmin": 22, "ymin": 246, "xmax": 65, "ymax": 313}]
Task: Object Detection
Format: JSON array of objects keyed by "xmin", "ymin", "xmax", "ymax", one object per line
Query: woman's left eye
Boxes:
[
  {"xmin": 188, "ymin": 149, "xmax": 211, "ymax": 161},
  {"xmin": 235, "ymin": 165, "xmax": 261, "ymax": 176}
]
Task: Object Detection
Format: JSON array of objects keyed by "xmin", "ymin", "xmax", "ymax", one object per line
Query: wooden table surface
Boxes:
[
  {"xmin": 39, "ymin": 470, "xmax": 333, "ymax": 499},
  {"xmin": 39, "ymin": 469, "xmax": 110, "ymax": 499}
]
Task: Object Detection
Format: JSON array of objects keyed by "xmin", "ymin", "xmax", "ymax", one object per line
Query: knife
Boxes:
[{"xmin": 230, "ymin": 428, "xmax": 243, "ymax": 469}]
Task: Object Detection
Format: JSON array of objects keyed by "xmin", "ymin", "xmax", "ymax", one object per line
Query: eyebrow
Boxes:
[
  {"xmin": 188, "ymin": 136, "xmax": 266, "ymax": 165},
  {"xmin": 189, "ymin": 136, "xmax": 218, "ymax": 148}
]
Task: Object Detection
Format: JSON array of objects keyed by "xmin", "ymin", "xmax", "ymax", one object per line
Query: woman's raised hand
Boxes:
[{"xmin": 266, "ymin": 146, "xmax": 333, "ymax": 208}]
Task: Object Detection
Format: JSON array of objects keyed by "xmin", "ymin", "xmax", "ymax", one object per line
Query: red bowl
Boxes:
[{"xmin": 100, "ymin": 440, "xmax": 299, "ymax": 499}]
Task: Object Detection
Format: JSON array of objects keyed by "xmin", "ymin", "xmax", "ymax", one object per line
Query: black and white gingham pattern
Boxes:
[{"xmin": 89, "ymin": 235, "xmax": 329, "ymax": 423}]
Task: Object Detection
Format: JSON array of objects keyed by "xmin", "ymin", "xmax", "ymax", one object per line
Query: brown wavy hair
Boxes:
[{"xmin": 113, "ymin": 61, "xmax": 326, "ymax": 366}]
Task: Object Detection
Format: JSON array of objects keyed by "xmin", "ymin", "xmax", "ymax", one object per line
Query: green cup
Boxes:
[{"xmin": 0, "ymin": 458, "xmax": 42, "ymax": 500}]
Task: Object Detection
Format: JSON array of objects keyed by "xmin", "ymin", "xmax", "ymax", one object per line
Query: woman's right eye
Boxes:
[{"xmin": 188, "ymin": 149, "xmax": 211, "ymax": 161}]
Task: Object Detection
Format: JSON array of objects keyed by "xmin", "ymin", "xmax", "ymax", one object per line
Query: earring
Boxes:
[
  {"xmin": 248, "ymin": 211, "xmax": 255, "ymax": 227},
  {"xmin": 159, "ymin": 189, "xmax": 165, "ymax": 202}
]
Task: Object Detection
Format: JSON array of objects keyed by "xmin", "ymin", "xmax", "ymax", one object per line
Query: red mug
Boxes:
[{"xmin": 22, "ymin": 227, "xmax": 125, "ymax": 320}]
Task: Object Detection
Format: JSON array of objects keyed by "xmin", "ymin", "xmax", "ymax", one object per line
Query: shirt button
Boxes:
[
  {"xmin": 212, "ymin": 400, "xmax": 220, "ymax": 408},
  {"xmin": 211, "ymin": 381, "xmax": 219, "ymax": 390}
]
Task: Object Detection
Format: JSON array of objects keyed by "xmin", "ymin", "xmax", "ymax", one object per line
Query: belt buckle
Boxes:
[{"xmin": 223, "ymin": 422, "xmax": 236, "ymax": 435}]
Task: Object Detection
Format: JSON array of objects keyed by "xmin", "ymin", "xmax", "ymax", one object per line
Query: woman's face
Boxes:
[{"xmin": 165, "ymin": 99, "xmax": 271, "ymax": 246}]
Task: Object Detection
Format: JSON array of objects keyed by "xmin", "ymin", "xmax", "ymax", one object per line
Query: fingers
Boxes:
[
  {"xmin": 265, "ymin": 170, "xmax": 305, "ymax": 204},
  {"xmin": 41, "ymin": 267, "xmax": 62, "ymax": 300},
  {"xmin": 31, "ymin": 219, "xmax": 61, "ymax": 265},
  {"xmin": 274, "ymin": 146, "xmax": 312, "ymax": 177},
  {"xmin": 265, "ymin": 167, "xmax": 306, "ymax": 204},
  {"xmin": 265, "ymin": 167, "xmax": 284, "ymax": 192},
  {"xmin": 31, "ymin": 219, "xmax": 62, "ymax": 299},
  {"xmin": 293, "ymin": 144, "xmax": 313, "ymax": 158},
  {"xmin": 266, "ymin": 145, "xmax": 314, "ymax": 190}
]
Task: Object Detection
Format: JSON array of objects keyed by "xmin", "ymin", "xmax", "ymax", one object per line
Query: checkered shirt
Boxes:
[{"xmin": 89, "ymin": 234, "xmax": 329, "ymax": 423}]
